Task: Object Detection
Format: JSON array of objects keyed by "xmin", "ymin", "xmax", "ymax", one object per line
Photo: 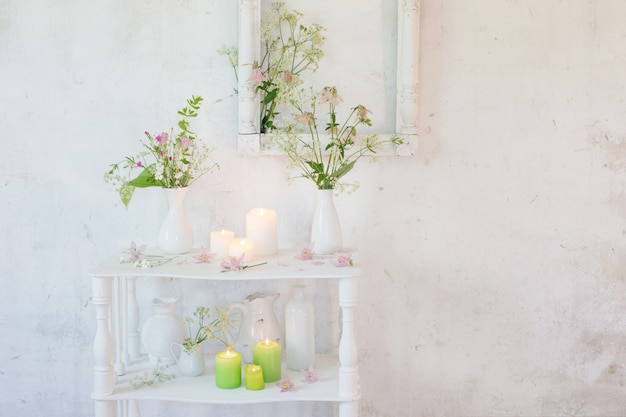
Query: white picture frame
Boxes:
[{"xmin": 236, "ymin": 0, "xmax": 420, "ymax": 157}]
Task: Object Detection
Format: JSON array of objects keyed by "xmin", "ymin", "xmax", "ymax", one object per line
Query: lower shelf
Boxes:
[{"xmin": 93, "ymin": 354, "xmax": 359, "ymax": 404}]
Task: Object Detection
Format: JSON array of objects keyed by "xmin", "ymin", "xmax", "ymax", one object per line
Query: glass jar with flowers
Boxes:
[
  {"xmin": 269, "ymin": 86, "xmax": 403, "ymax": 254},
  {"xmin": 104, "ymin": 95, "xmax": 218, "ymax": 254}
]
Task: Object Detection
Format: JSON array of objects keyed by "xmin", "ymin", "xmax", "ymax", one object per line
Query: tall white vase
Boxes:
[
  {"xmin": 310, "ymin": 189, "xmax": 342, "ymax": 254},
  {"xmin": 285, "ymin": 284, "xmax": 315, "ymax": 371},
  {"xmin": 157, "ymin": 187, "xmax": 194, "ymax": 254}
]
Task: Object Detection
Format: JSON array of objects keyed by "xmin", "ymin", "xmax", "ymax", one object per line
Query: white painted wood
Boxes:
[
  {"xmin": 238, "ymin": 0, "xmax": 260, "ymax": 134},
  {"xmin": 236, "ymin": 0, "xmax": 420, "ymax": 156},
  {"xmin": 93, "ymin": 276, "xmax": 115, "ymax": 417},
  {"xmin": 90, "ymin": 249, "xmax": 360, "ymax": 415},
  {"xmin": 338, "ymin": 277, "xmax": 359, "ymax": 399},
  {"xmin": 127, "ymin": 278, "xmax": 141, "ymax": 360}
]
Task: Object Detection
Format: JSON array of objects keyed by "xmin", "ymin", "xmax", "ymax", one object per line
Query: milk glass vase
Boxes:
[
  {"xmin": 157, "ymin": 187, "xmax": 194, "ymax": 254},
  {"xmin": 141, "ymin": 297, "xmax": 185, "ymax": 365},
  {"xmin": 310, "ymin": 189, "xmax": 342, "ymax": 254},
  {"xmin": 285, "ymin": 284, "xmax": 315, "ymax": 371}
]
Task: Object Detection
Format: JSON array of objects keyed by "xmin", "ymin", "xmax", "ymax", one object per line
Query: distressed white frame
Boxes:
[{"xmin": 237, "ymin": 0, "xmax": 420, "ymax": 156}]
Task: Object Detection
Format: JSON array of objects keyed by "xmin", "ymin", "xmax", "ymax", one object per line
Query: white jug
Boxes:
[{"xmin": 229, "ymin": 292, "xmax": 282, "ymax": 363}]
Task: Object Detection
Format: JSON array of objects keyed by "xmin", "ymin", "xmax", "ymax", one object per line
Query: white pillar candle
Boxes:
[
  {"xmin": 229, "ymin": 237, "xmax": 255, "ymax": 261},
  {"xmin": 210, "ymin": 229, "xmax": 234, "ymax": 259},
  {"xmin": 245, "ymin": 208, "xmax": 278, "ymax": 257}
]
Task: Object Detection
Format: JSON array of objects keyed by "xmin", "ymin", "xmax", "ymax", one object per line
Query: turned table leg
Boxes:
[{"xmin": 338, "ymin": 276, "xmax": 359, "ymax": 417}]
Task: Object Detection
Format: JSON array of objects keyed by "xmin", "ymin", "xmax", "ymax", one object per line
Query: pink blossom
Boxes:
[
  {"xmin": 194, "ymin": 247, "xmax": 216, "ymax": 264},
  {"xmin": 332, "ymin": 252, "xmax": 353, "ymax": 267},
  {"xmin": 302, "ymin": 368, "xmax": 319, "ymax": 384},
  {"xmin": 248, "ymin": 67, "xmax": 267, "ymax": 85},
  {"xmin": 155, "ymin": 132, "xmax": 169, "ymax": 144},
  {"xmin": 128, "ymin": 241, "xmax": 147, "ymax": 262},
  {"xmin": 179, "ymin": 135, "xmax": 193, "ymax": 149},
  {"xmin": 220, "ymin": 253, "xmax": 246, "ymax": 272},
  {"xmin": 136, "ymin": 161, "xmax": 143, "ymax": 167},
  {"xmin": 355, "ymin": 104, "xmax": 371, "ymax": 120},
  {"xmin": 319, "ymin": 86, "xmax": 342, "ymax": 105},
  {"xmin": 277, "ymin": 376, "xmax": 294, "ymax": 392},
  {"xmin": 296, "ymin": 243, "xmax": 315, "ymax": 260},
  {"xmin": 283, "ymin": 70, "xmax": 293, "ymax": 83},
  {"xmin": 296, "ymin": 112, "xmax": 315, "ymax": 126}
]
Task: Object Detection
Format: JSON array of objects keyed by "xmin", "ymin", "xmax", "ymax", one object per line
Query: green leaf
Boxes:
[
  {"xmin": 330, "ymin": 160, "xmax": 356, "ymax": 180},
  {"xmin": 306, "ymin": 160, "xmax": 324, "ymax": 173},
  {"xmin": 129, "ymin": 167, "xmax": 158, "ymax": 188},
  {"xmin": 263, "ymin": 88, "xmax": 278, "ymax": 105},
  {"xmin": 119, "ymin": 183, "xmax": 135, "ymax": 209}
]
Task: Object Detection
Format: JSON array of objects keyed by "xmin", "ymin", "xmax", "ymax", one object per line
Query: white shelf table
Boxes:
[{"xmin": 90, "ymin": 249, "xmax": 360, "ymax": 417}]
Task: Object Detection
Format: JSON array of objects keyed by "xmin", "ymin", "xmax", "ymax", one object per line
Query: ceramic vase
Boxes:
[
  {"xmin": 285, "ymin": 284, "xmax": 315, "ymax": 371},
  {"xmin": 171, "ymin": 342, "xmax": 205, "ymax": 377},
  {"xmin": 157, "ymin": 187, "xmax": 194, "ymax": 254},
  {"xmin": 310, "ymin": 189, "xmax": 342, "ymax": 254},
  {"xmin": 141, "ymin": 297, "xmax": 185, "ymax": 365}
]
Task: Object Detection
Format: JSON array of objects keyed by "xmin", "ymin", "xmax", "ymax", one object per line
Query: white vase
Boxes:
[
  {"xmin": 285, "ymin": 284, "xmax": 315, "ymax": 371},
  {"xmin": 157, "ymin": 187, "xmax": 194, "ymax": 254},
  {"xmin": 310, "ymin": 189, "xmax": 342, "ymax": 254},
  {"xmin": 171, "ymin": 342, "xmax": 205, "ymax": 377},
  {"xmin": 141, "ymin": 297, "xmax": 185, "ymax": 365}
]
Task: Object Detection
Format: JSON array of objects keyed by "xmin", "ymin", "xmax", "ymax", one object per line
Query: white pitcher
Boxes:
[
  {"xmin": 229, "ymin": 292, "xmax": 282, "ymax": 363},
  {"xmin": 171, "ymin": 343, "xmax": 205, "ymax": 377}
]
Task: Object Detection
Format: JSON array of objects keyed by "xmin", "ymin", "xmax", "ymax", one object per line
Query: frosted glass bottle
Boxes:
[{"xmin": 285, "ymin": 284, "xmax": 315, "ymax": 371}]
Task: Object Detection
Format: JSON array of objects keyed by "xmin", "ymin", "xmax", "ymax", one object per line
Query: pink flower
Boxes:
[
  {"xmin": 296, "ymin": 112, "xmax": 315, "ymax": 126},
  {"xmin": 296, "ymin": 243, "xmax": 315, "ymax": 260},
  {"xmin": 248, "ymin": 67, "xmax": 267, "ymax": 85},
  {"xmin": 136, "ymin": 161, "xmax": 143, "ymax": 168},
  {"xmin": 220, "ymin": 253, "xmax": 246, "ymax": 272},
  {"xmin": 302, "ymin": 368, "xmax": 319, "ymax": 384},
  {"xmin": 194, "ymin": 247, "xmax": 216, "ymax": 264},
  {"xmin": 283, "ymin": 70, "xmax": 293, "ymax": 83},
  {"xmin": 179, "ymin": 135, "xmax": 193, "ymax": 150},
  {"xmin": 155, "ymin": 132, "xmax": 169, "ymax": 144},
  {"xmin": 355, "ymin": 104, "xmax": 371, "ymax": 120},
  {"xmin": 128, "ymin": 241, "xmax": 147, "ymax": 262},
  {"xmin": 332, "ymin": 252, "xmax": 353, "ymax": 267},
  {"xmin": 319, "ymin": 86, "xmax": 342, "ymax": 105},
  {"xmin": 277, "ymin": 376, "xmax": 294, "ymax": 392}
]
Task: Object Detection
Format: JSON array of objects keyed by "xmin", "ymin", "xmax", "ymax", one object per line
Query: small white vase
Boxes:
[
  {"xmin": 310, "ymin": 189, "xmax": 342, "ymax": 254},
  {"xmin": 171, "ymin": 342, "xmax": 205, "ymax": 377},
  {"xmin": 141, "ymin": 297, "xmax": 185, "ymax": 365},
  {"xmin": 157, "ymin": 187, "xmax": 194, "ymax": 254}
]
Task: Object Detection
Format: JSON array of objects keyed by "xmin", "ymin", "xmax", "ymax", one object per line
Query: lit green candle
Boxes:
[
  {"xmin": 215, "ymin": 347, "xmax": 241, "ymax": 389},
  {"xmin": 244, "ymin": 364, "xmax": 265, "ymax": 390},
  {"xmin": 252, "ymin": 339, "xmax": 281, "ymax": 383}
]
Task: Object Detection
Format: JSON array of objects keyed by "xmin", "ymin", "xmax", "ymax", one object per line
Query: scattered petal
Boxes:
[
  {"xmin": 277, "ymin": 376, "xmax": 295, "ymax": 392},
  {"xmin": 331, "ymin": 252, "xmax": 353, "ymax": 267},
  {"xmin": 302, "ymin": 368, "xmax": 319, "ymax": 384},
  {"xmin": 194, "ymin": 246, "xmax": 216, "ymax": 264},
  {"xmin": 295, "ymin": 243, "xmax": 315, "ymax": 260}
]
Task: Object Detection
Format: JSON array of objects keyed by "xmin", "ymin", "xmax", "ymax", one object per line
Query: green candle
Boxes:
[
  {"xmin": 215, "ymin": 347, "xmax": 242, "ymax": 389},
  {"xmin": 252, "ymin": 339, "xmax": 281, "ymax": 383},
  {"xmin": 244, "ymin": 364, "xmax": 265, "ymax": 390}
]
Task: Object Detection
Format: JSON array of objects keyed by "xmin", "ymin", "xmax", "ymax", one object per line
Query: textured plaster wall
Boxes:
[{"xmin": 2, "ymin": 0, "xmax": 626, "ymax": 416}]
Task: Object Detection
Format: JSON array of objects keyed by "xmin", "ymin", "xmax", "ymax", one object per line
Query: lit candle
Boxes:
[
  {"xmin": 215, "ymin": 347, "xmax": 242, "ymax": 389},
  {"xmin": 229, "ymin": 237, "xmax": 255, "ymax": 261},
  {"xmin": 244, "ymin": 364, "xmax": 265, "ymax": 390},
  {"xmin": 252, "ymin": 339, "xmax": 281, "ymax": 383},
  {"xmin": 245, "ymin": 208, "xmax": 278, "ymax": 257},
  {"xmin": 210, "ymin": 229, "xmax": 234, "ymax": 259}
]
